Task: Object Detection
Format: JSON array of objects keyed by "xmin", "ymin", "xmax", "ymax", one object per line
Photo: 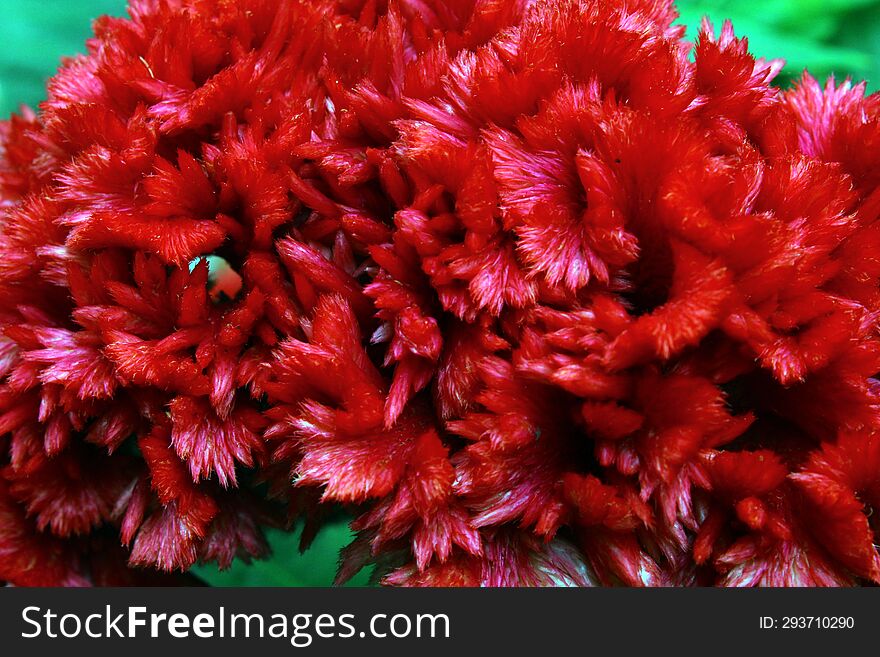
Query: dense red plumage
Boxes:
[{"xmin": 1, "ymin": 0, "xmax": 879, "ymax": 587}]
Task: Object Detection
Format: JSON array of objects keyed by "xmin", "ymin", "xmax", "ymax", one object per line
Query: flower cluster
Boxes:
[{"xmin": 2, "ymin": 0, "xmax": 880, "ymax": 586}]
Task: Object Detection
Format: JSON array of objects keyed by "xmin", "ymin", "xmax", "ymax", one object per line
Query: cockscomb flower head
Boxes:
[{"xmin": 1, "ymin": 0, "xmax": 880, "ymax": 587}]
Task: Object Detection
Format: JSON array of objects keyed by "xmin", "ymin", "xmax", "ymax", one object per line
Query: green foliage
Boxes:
[
  {"xmin": 0, "ymin": 0, "xmax": 126, "ymax": 116},
  {"xmin": 192, "ymin": 521, "xmax": 373, "ymax": 587},
  {"xmin": 676, "ymin": 0, "xmax": 880, "ymax": 89},
  {"xmin": 2, "ymin": 0, "xmax": 878, "ymax": 585}
]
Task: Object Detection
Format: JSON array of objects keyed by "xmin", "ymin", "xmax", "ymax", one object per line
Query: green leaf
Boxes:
[
  {"xmin": 191, "ymin": 520, "xmax": 373, "ymax": 587},
  {"xmin": 676, "ymin": 1, "xmax": 876, "ymax": 86},
  {"xmin": 0, "ymin": 0, "xmax": 127, "ymax": 116},
  {"xmin": 834, "ymin": 2, "xmax": 880, "ymax": 91}
]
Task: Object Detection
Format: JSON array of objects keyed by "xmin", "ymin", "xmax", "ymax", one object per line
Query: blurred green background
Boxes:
[{"xmin": 0, "ymin": 0, "xmax": 877, "ymax": 585}]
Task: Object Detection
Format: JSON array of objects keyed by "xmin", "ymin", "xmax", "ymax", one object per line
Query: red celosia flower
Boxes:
[{"xmin": 2, "ymin": 0, "xmax": 880, "ymax": 587}]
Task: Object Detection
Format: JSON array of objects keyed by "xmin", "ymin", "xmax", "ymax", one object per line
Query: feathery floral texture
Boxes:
[{"xmin": 0, "ymin": 0, "xmax": 879, "ymax": 587}]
